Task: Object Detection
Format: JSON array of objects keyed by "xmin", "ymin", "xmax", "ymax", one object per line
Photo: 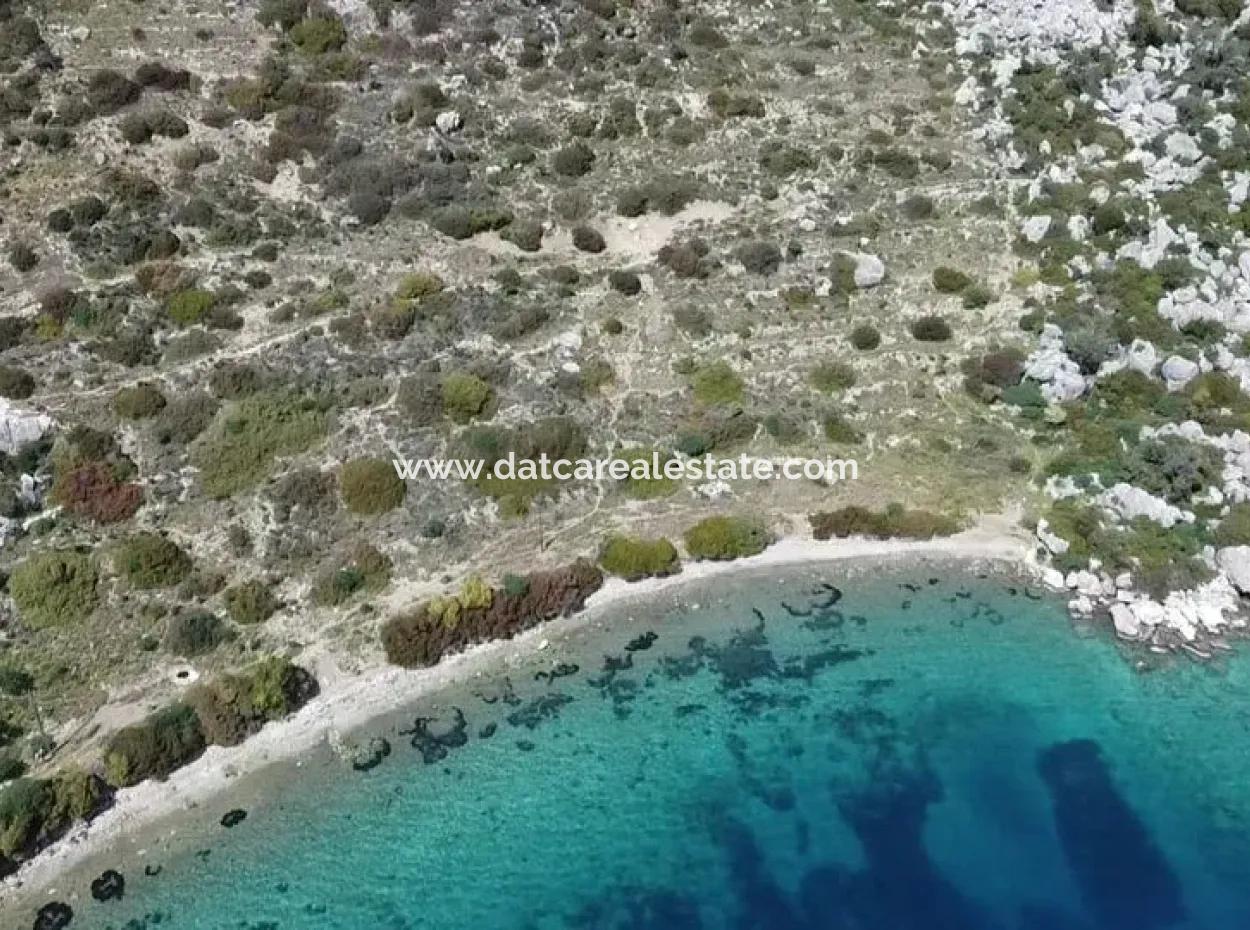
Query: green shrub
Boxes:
[
  {"xmin": 311, "ymin": 542, "xmax": 392, "ymax": 606},
  {"xmin": 615, "ymin": 447, "xmax": 680, "ymax": 500},
  {"xmin": 290, "ymin": 15, "xmax": 347, "ymax": 54},
  {"xmin": 187, "ymin": 657, "xmax": 316, "ymax": 747},
  {"xmin": 552, "ymin": 141, "xmax": 595, "ymax": 177},
  {"xmin": 910, "ymin": 315, "xmax": 952, "ymax": 341},
  {"xmin": 599, "ymin": 535, "xmax": 681, "ymax": 581},
  {"xmin": 691, "ymin": 361, "xmax": 744, "ymax": 405},
  {"xmin": 166, "ymin": 289, "xmax": 216, "ymax": 326},
  {"xmin": 164, "ymin": 611, "xmax": 232, "ymax": 658},
  {"xmin": 809, "ymin": 361, "xmax": 856, "ymax": 392},
  {"xmin": 0, "ymin": 771, "xmax": 107, "ymax": 861},
  {"xmin": 113, "ymin": 382, "xmax": 167, "ymax": 419},
  {"xmin": 441, "ymin": 372, "xmax": 493, "ymax": 423},
  {"xmin": 9, "ymin": 550, "xmax": 99, "ymax": 629},
  {"xmin": 932, "ymin": 266, "xmax": 972, "ymax": 293},
  {"xmin": 707, "ymin": 88, "xmax": 765, "ymax": 119},
  {"xmin": 0, "ymin": 366, "xmax": 35, "ymax": 399},
  {"xmin": 395, "ymin": 272, "xmax": 444, "ymax": 300},
  {"xmin": 223, "ymin": 580, "xmax": 279, "ymax": 625},
  {"xmin": 822, "ymin": 413, "xmax": 862, "ymax": 444},
  {"xmin": 116, "ymin": 533, "xmax": 192, "ymax": 589},
  {"xmin": 810, "ymin": 504, "xmax": 958, "ymax": 540},
  {"xmin": 103, "ymin": 703, "xmax": 206, "ymax": 788},
  {"xmin": 193, "ymin": 393, "xmax": 329, "ymax": 497},
  {"xmin": 850, "ymin": 324, "xmax": 881, "ymax": 350},
  {"xmin": 684, "ymin": 515, "xmax": 771, "ymax": 561},
  {"xmin": 339, "ymin": 457, "xmax": 406, "ymax": 515}
]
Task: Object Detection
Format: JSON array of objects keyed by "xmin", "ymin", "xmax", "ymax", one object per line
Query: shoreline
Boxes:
[{"xmin": 0, "ymin": 518, "xmax": 1038, "ymax": 905}]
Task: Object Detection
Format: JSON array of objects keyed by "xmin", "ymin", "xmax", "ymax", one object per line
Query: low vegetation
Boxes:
[
  {"xmin": 683, "ymin": 516, "xmax": 771, "ymax": 561},
  {"xmin": 598, "ymin": 535, "xmax": 681, "ymax": 581},
  {"xmin": 810, "ymin": 505, "xmax": 959, "ymax": 541}
]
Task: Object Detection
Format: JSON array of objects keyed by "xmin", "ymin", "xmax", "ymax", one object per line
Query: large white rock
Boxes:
[
  {"xmin": 1110, "ymin": 603, "xmax": 1141, "ymax": 638},
  {"xmin": 1217, "ymin": 546, "xmax": 1250, "ymax": 594},
  {"xmin": 1163, "ymin": 132, "xmax": 1203, "ymax": 165},
  {"xmin": 853, "ymin": 253, "xmax": 885, "ymax": 289},
  {"xmin": 1125, "ymin": 340, "xmax": 1158, "ymax": 375},
  {"xmin": 1021, "ymin": 214, "xmax": 1051, "ymax": 243},
  {"xmin": 435, "ymin": 110, "xmax": 463, "ymax": 134},
  {"xmin": 1098, "ymin": 483, "xmax": 1190, "ymax": 528},
  {"xmin": 0, "ymin": 402, "xmax": 53, "ymax": 455},
  {"xmin": 1161, "ymin": 355, "xmax": 1199, "ymax": 388}
]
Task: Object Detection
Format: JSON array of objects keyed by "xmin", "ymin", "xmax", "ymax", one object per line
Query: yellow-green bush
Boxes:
[
  {"xmin": 683, "ymin": 516, "xmax": 771, "ymax": 561},
  {"xmin": 599, "ymin": 535, "xmax": 681, "ymax": 581},
  {"xmin": 193, "ymin": 393, "xmax": 329, "ymax": 497},
  {"xmin": 339, "ymin": 457, "xmax": 406, "ymax": 515},
  {"xmin": 9, "ymin": 549, "xmax": 99, "ymax": 629},
  {"xmin": 116, "ymin": 532, "xmax": 193, "ymax": 589},
  {"xmin": 441, "ymin": 372, "xmax": 493, "ymax": 423}
]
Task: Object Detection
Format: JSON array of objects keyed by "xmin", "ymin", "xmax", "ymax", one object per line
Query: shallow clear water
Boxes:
[{"xmin": 33, "ymin": 565, "xmax": 1250, "ymax": 930}]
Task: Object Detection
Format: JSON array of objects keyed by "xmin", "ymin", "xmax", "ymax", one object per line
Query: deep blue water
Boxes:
[{"xmin": 22, "ymin": 566, "xmax": 1250, "ymax": 930}]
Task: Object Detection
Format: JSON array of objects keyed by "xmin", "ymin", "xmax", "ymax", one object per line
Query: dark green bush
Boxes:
[
  {"xmin": 311, "ymin": 542, "xmax": 392, "ymax": 606},
  {"xmin": 290, "ymin": 15, "xmax": 347, "ymax": 54},
  {"xmin": 116, "ymin": 532, "xmax": 193, "ymax": 589},
  {"xmin": 164, "ymin": 611, "xmax": 232, "ymax": 658},
  {"xmin": 113, "ymin": 382, "xmax": 167, "ymax": 419},
  {"xmin": 223, "ymin": 580, "xmax": 279, "ymax": 625},
  {"xmin": 933, "ymin": 266, "xmax": 972, "ymax": 293},
  {"xmin": 166, "ymin": 288, "xmax": 216, "ymax": 326},
  {"xmin": 0, "ymin": 366, "xmax": 34, "ymax": 400},
  {"xmin": 186, "ymin": 657, "xmax": 317, "ymax": 747},
  {"xmin": 9, "ymin": 550, "xmax": 99, "ymax": 629},
  {"xmin": 552, "ymin": 141, "xmax": 595, "ymax": 177},
  {"xmin": 910, "ymin": 315, "xmax": 952, "ymax": 341},
  {"xmin": 599, "ymin": 535, "xmax": 681, "ymax": 581},
  {"xmin": 850, "ymin": 324, "xmax": 881, "ymax": 350},
  {"xmin": 707, "ymin": 88, "xmax": 765, "ymax": 119},
  {"xmin": 810, "ymin": 504, "xmax": 958, "ymax": 540},
  {"xmin": 735, "ymin": 240, "xmax": 782, "ymax": 275},
  {"xmin": 608, "ymin": 269, "xmax": 642, "ymax": 295},
  {"xmin": 572, "ymin": 225, "xmax": 606, "ymax": 253},
  {"xmin": 103, "ymin": 703, "xmax": 205, "ymax": 788},
  {"xmin": 0, "ymin": 771, "xmax": 106, "ymax": 863},
  {"xmin": 339, "ymin": 457, "xmax": 406, "ymax": 515},
  {"xmin": 809, "ymin": 360, "xmax": 856, "ymax": 392},
  {"xmin": 822, "ymin": 413, "xmax": 862, "ymax": 444},
  {"xmin": 683, "ymin": 516, "xmax": 771, "ymax": 561}
]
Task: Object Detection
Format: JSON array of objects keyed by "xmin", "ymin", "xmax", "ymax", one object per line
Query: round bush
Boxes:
[
  {"xmin": 223, "ymin": 579, "xmax": 279, "ymax": 625},
  {"xmin": 0, "ymin": 366, "xmax": 35, "ymax": 399},
  {"xmin": 113, "ymin": 382, "xmax": 167, "ymax": 419},
  {"xmin": 164, "ymin": 611, "xmax": 231, "ymax": 658},
  {"xmin": 910, "ymin": 315, "xmax": 952, "ymax": 342},
  {"xmin": 440, "ymin": 372, "xmax": 493, "ymax": 423},
  {"xmin": 599, "ymin": 535, "xmax": 680, "ymax": 581},
  {"xmin": 117, "ymin": 533, "xmax": 193, "ymax": 589},
  {"xmin": 683, "ymin": 516, "xmax": 771, "ymax": 561},
  {"xmin": 552, "ymin": 141, "xmax": 595, "ymax": 177},
  {"xmin": 571, "ymin": 225, "xmax": 606, "ymax": 253},
  {"xmin": 850, "ymin": 324, "xmax": 881, "ymax": 350},
  {"xmin": 9, "ymin": 550, "xmax": 99, "ymax": 629},
  {"xmin": 339, "ymin": 457, "xmax": 406, "ymax": 515}
]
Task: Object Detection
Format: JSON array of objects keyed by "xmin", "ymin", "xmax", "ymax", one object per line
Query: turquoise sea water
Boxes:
[{"xmin": 22, "ymin": 563, "xmax": 1250, "ymax": 930}]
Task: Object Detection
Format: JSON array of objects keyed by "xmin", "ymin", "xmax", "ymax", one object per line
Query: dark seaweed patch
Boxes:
[
  {"xmin": 505, "ymin": 693, "xmax": 573, "ymax": 730},
  {"xmin": 220, "ymin": 809, "xmax": 247, "ymax": 828},
  {"xmin": 625, "ymin": 631, "xmax": 657, "ymax": 652},
  {"xmin": 1038, "ymin": 739, "xmax": 1185, "ymax": 929},
  {"xmin": 401, "ymin": 707, "xmax": 469, "ymax": 762},
  {"xmin": 33, "ymin": 901, "xmax": 72, "ymax": 930},
  {"xmin": 479, "ymin": 722, "xmax": 497, "ymax": 738},
  {"xmin": 90, "ymin": 869, "xmax": 125, "ymax": 901},
  {"xmin": 535, "ymin": 662, "xmax": 579, "ymax": 685}
]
